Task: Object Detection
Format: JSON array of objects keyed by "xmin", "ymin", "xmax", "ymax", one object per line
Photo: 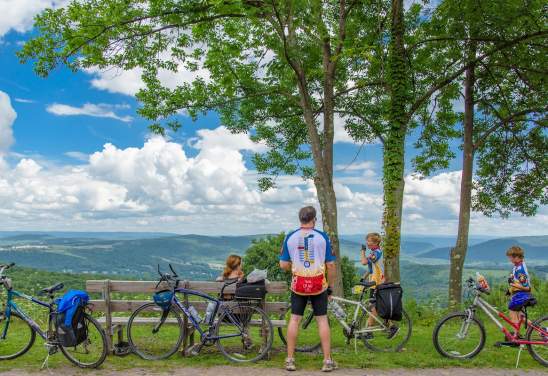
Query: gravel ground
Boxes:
[{"xmin": 1, "ymin": 366, "xmax": 546, "ymax": 376}]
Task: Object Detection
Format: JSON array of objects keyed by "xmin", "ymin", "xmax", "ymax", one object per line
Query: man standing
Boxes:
[{"xmin": 279, "ymin": 206, "xmax": 337, "ymax": 372}]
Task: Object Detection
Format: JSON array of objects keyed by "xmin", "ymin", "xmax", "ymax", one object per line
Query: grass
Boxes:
[{"xmin": 0, "ymin": 312, "xmax": 545, "ymax": 372}]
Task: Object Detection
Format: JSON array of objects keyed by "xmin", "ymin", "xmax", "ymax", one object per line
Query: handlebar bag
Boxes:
[{"xmin": 375, "ymin": 282, "xmax": 403, "ymax": 321}]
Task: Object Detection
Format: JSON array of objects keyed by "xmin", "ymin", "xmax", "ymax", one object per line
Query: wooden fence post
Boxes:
[{"xmin": 104, "ymin": 279, "xmax": 113, "ymax": 353}]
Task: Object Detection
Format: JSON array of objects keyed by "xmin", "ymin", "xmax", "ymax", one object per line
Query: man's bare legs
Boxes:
[
  {"xmin": 316, "ymin": 315, "xmax": 331, "ymax": 361},
  {"xmin": 286, "ymin": 314, "xmax": 302, "ymax": 360}
]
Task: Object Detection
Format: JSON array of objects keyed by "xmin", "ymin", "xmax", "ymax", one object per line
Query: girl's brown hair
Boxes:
[{"xmin": 223, "ymin": 255, "xmax": 242, "ymax": 279}]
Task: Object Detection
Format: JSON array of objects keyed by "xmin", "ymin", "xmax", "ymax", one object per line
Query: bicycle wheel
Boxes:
[
  {"xmin": 60, "ymin": 313, "xmax": 108, "ymax": 368},
  {"xmin": 278, "ymin": 305, "xmax": 322, "ymax": 353},
  {"xmin": 216, "ymin": 302, "xmax": 273, "ymax": 362},
  {"xmin": 127, "ymin": 302, "xmax": 184, "ymax": 360},
  {"xmin": 526, "ymin": 315, "xmax": 548, "ymax": 366},
  {"xmin": 433, "ymin": 312, "xmax": 485, "ymax": 359},
  {"xmin": 362, "ymin": 308, "xmax": 412, "ymax": 352},
  {"xmin": 0, "ymin": 311, "xmax": 36, "ymax": 360}
]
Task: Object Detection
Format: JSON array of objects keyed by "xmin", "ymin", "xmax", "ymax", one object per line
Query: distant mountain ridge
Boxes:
[
  {"xmin": 0, "ymin": 232, "xmax": 546, "ymax": 277},
  {"xmin": 420, "ymin": 236, "xmax": 548, "ymax": 262}
]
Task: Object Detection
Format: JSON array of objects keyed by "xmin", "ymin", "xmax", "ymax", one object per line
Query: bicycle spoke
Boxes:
[
  {"xmin": 527, "ymin": 315, "xmax": 548, "ymax": 366},
  {"xmin": 433, "ymin": 313, "xmax": 485, "ymax": 359},
  {"xmin": 127, "ymin": 303, "xmax": 183, "ymax": 360},
  {"xmin": 0, "ymin": 312, "xmax": 36, "ymax": 360},
  {"xmin": 216, "ymin": 301, "xmax": 272, "ymax": 362},
  {"xmin": 60, "ymin": 314, "xmax": 107, "ymax": 368}
]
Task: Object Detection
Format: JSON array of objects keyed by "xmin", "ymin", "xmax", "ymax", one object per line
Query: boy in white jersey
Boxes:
[{"xmin": 280, "ymin": 206, "xmax": 337, "ymax": 372}]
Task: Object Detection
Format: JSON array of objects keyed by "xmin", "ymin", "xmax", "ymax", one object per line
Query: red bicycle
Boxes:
[{"xmin": 433, "ymin": 276, "xmax": 547, "ymax": 366}]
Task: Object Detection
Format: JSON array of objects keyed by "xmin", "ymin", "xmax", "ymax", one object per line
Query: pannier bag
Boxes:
[
  {"xmin": 55, "ymin": 290, "xmax": 89, "ymax": 347},
  {"xmin": 375, "ymin": 282, "xmax": 403, "ymax": 321},
  {"xmin": 235, "ymin": 279, "xmax": 266, "ymax": 300}
]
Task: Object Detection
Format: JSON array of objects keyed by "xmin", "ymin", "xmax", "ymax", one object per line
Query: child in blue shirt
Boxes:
[{"xmin": 506, "ymin": 246, "xmax": 532, "ymax": 334}]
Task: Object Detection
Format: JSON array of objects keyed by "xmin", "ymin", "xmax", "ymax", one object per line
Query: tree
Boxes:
[
  {"xmin": 347, "ymin": 0, "xmax": 547, "ymax": 283},
  {"xmin": 413, "ymin": 0, "xmax": 547, "ymax": 307},
  {"xmin": 19, "ymin": 0, "xmax": 388, "ymax": 296}
]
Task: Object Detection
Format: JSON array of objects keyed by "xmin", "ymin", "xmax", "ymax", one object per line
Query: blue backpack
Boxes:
[{"xmin": 56, "ymin": 290, "xmax": 89, "ymax": 347}]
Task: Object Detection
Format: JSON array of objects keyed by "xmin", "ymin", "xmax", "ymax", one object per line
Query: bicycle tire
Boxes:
[
  {"xmin": 216, "ymin": 304, "xmax": 273, "ymax": 362},
  {"xmin": 0, "ymin": 311, "xmax": 36, "ymax": 360},
  {"xmin": 60, "ymin": 313, "xmax": 108, "ymax": 368},
  {"xmin": 363, "ymin": 308, "xmax": 412, "ymax": 352},
  {"xmin": 277, "ymin": 309, "xmax": 322, "ymax": 353},
  {"xmin": 526, "ymin": 315, "xmax": 548, "ymax": 367},
  {"xmin": 127, "ymin": 302, "xmax": 184, "ymax": 360},
  {"xmin": 433, "ymin": 311, "xmax": 486, "ymax": 359}
]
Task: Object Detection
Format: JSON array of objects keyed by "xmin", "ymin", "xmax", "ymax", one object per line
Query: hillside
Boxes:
[{"xmin": 420, "ymin": 236, "xmax": 548, "ymax": 262}]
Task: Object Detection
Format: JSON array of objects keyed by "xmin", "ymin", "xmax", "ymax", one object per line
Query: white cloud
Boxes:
[
  {"xmin": 0, "ymin": 90, "xmax": 16, "ymax": 154},
  {"xmin": 335, "ymin": 161, "xmax": 375, "ymax": 173},
  {"xmin": 85, "ymin": 50, "xmax": 210, "ymax": 97},
  {"xmin": 404, "ymin": 171, "xmax": 461, "ymax": 218},
  {"xmin": 46, "ymin": 103, "xmax": 133, "ymax": 123},
  {"xmin": 0, "ymin": 0, "xmax": 70, "ymax": 37},
  {"xmin": 65, "ymin": 151, "xmax": 89, "ymax": 162},
  {"xmin": 14, "ymin": 98, "xmax": 35, "ymax": 104}
]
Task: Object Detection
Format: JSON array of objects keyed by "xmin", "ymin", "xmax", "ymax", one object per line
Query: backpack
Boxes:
[
  {"xmin": 375, "ymin": 282, "xmax": 403, "ymax": 321},
  {"xmin": 55, "ymin": 290, "xmax": 89, "ymax": 347}
]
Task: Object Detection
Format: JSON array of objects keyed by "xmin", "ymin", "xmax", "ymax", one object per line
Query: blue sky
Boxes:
[{"xmin": 0, "ymin": 1, "xmax": 545, "ymax": 237}]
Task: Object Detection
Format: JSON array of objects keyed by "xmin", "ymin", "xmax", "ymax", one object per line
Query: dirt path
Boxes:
[{"xmin": 1, "ymin": 366, "xmax": 545, "ymax": 376}]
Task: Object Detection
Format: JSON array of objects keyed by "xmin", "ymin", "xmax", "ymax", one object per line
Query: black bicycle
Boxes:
[
  {"xmin": 127, "ymin": 264, "xmax": 273, "ymax": 362},
  {"xmin": 0, "ymin": 263, "xmax": 108, "ymax": 368}
]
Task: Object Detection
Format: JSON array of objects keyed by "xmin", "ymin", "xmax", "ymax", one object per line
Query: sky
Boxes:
[{"xmin": 0, "ymin": 1, "xmax": 546, "ymax": 237}]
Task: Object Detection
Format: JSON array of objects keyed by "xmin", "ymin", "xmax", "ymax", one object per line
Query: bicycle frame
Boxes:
[
  {"xmin": 468, "ymin": 293, "xmax": 547, "ymax": 345},
  {"xmin": 2, "ymin": 288, "xmax": 54, "ymax": 341},
  {"xmin": 331, "ymin": 293, "xmax": 387, "ymax": 334},
  {"xmin": 170, "ymin": 287, "xmax": 245, "ymax": 341}
]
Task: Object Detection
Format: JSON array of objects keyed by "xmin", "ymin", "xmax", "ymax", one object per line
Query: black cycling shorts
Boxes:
[{"xmin": 290, "ymin": 290, "xmax": 328, "ymax": 316}]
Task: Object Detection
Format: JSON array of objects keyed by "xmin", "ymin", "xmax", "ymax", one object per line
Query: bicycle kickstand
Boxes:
[
  {"xmin": 515, "ymin": 344, "xmax": 525, "ymax": 369},
  {"xmin": 40, "ymin": 352, "xmax": 50, "ymax": 371}
]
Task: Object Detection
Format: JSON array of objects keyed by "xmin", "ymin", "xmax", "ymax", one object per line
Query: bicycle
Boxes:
[
  {"xmin": 0, "ymin": 263, "xmax": 108, "ymax": 368},
  {"xmin": 127, "ymin": 264, "xmax": 273, "ymax": 362},
  {"xmin": 278, "ymin": 279, "xmax": 412, "ymax": 352},
  {"xmin": 433, "ymin": 276, "xmax": 548, "ymax": 366}
]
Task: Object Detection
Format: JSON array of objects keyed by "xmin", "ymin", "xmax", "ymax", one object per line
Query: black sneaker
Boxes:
[{"xmin": 387, "ymin": 325, "xmax": 400, "ymax": 339}]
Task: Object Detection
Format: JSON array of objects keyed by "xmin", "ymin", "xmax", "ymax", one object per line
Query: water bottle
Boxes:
[
  {"xmin": 204, "ymin": 301, "xmax": 216, "ymax": 324},
  {"xmin": 329, "ymin": 301, "xmax": 347, "ymax": 321},
  {"xmin": 188, "ymin": 305, "xmax": 202, "ymax": 324}
]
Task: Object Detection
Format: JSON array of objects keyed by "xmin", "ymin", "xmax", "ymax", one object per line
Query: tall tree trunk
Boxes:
[
  {"xmin": 316, "ymin": 177, "xmax": 344, "ymax": 296},
  {"xmin": 449, "ymin": 41, "xmax": 476, "ymax": 308},
  {"xmin": 383, "ymin": 0, "xmax": 408, "ymax": 282}
]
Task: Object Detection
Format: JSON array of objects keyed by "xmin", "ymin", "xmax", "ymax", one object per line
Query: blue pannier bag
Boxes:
[{"xmin": 55, "ymin": 290, "xmax": 89, "ymax": 347}]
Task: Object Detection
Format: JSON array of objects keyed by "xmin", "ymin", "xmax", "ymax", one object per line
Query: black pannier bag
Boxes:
[
  {"xmin": 235, "ymin": 279, "xmax": 266, "ymax": 300},
  {"xmin": 375, "ymin": 282, "xmax": 403, "ymax": 321},
  {"xmin": 56, "ymin": 305, "xmax": 87, "ymax": 347}
]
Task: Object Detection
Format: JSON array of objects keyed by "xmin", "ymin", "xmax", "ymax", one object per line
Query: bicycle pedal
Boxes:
[{"xmin": 187, "ymin": 343, "xmax": 203, "ymax": 356}]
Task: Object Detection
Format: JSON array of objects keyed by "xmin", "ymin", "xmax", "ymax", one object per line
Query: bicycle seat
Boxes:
[
  {"xmin": 40, "ymin": 282, "xmax": 64, "ymax": 294},
  {"xmin": 524, "ymin": 297, "xmax": 537, "ymax": 308},
  {"xmin": 358, "ymin": 280, "xmax": 376, "ymax": 288}
]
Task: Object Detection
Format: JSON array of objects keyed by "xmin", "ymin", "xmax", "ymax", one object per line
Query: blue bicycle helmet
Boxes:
[{"xmin": 153, "ymin": 290, "xmax": 174, "ymax": 310}]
